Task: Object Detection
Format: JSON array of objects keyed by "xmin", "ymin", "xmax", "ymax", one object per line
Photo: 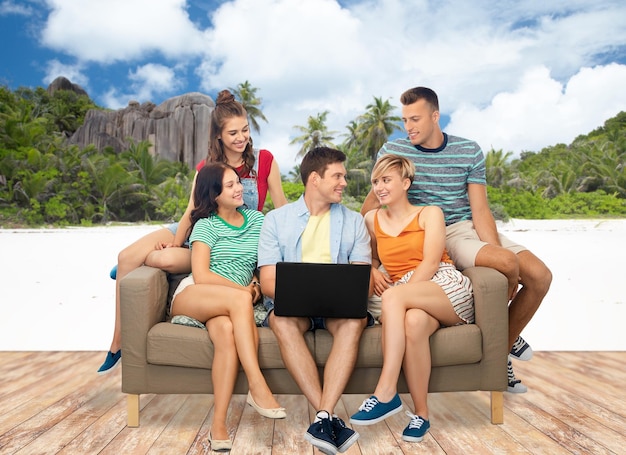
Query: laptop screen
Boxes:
[{"xmin": 273, "ymin": 262, "xmax": 371, "ymax": 318}]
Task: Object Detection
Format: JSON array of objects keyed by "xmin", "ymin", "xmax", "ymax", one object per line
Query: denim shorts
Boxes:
[
  {"xmin": 166, "ymin": 222, "xmax": 190, "ymax": 247},
  {"xmin": 262, "ymin": 309, "xmax": 375, "ymax": 330}
]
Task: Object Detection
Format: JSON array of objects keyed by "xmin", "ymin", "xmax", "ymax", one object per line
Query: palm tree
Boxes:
[
  {"xmin": 290, "ymin": 111, "xmax": 338, "ymax": 159},
  {"xmin": 357, "ymin": 96, "xmax": 401, "ymax": 160},
  {"xmin": 230, "ymin": 81, "xmax": 268, "ymax": 134},
  {"xmin": 82, "ymin": 154, "xmax": 134, "ymax": 223},
  {"xmin": 485, "ymin": 149, "xmax": 513, "ymax": 188}
]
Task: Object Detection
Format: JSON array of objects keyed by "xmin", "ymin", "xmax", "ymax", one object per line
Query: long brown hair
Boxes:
[
  {"xmin": 186, "ymin": 162, "xmax": 239, "ymax": 238},
  {"xmin": 206, "ymin": 90, "xmax": 256, "ymax": 177}
]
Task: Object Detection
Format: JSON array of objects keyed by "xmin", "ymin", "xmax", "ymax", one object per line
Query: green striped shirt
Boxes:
[
  {"xmin": 378, "ymin": 134, "xmax": 486, "ymax": 225},
  {"xmin": 189, "ymin": 208, "xmax": 264, "ymax": 286}
]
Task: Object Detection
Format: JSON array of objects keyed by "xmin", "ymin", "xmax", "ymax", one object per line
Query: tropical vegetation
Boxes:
[{"xmin": 1, "ymin": 83, "xmax": 624, "ymax": 227}]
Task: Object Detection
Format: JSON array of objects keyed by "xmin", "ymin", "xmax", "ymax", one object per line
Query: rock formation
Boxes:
[
  {"xmin": 56, "ymin": 77, "xmax": 215, "ymax": 169},
  {"xmin": 47, "ymin": 76, "xmax": 89, "ymax": 97}
]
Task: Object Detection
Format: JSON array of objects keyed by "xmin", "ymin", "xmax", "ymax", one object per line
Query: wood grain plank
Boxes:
[
  {"xmin": 510, "ymin": 360, "xmax": 626, "ymax": 438},
  {"xmin": 428, "ymin": 391, "xmax": 531, "ymax": 454},
  {"xmin": 97, "ymin": 394, "xmax": 187, "ymax": 454},
  {"xmin": 513, "ymin": 353, "xmax": 626, "ymax": 416},
  {"xmin": 184, "ymin": 395, "xmax": 214, "ymax": 455},
  {"xmin": 0, "ymin": 352, "xmax": 624, "ymax": 455},
  {"xmin": 0, "ymin": 353, "xmax": 109, "ymax": 446},
  {"xmin": 56, "ymin": 394, "xmax": 157, "ymax": 455},
  {"xmin": 504, "ymin": 394, "xmax": 616, "ymax": 454},
  {"xmin": 146, "ymin": 394, "xmax": 212, "ymax": 454},
  {"xmin": 269, "ymin": 394, "xmax": 312, "ymax": 455},
  {"xmin": 230, "ymin": 394, "xmax": 273, "ymax": 454},
  {"xmin": 12, "ymin": 375, "xmax": 122, "ymax": 454},
  {"xmin": 0, "ymin": 351, "xmax": 92, "ymax": 406},
  {"xmin": 469, "ymin": 391, "xmax": 574, "ymax": 455}
]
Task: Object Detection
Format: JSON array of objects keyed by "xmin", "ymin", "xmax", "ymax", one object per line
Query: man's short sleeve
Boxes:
[{"xmin": 258, "ymin": 210, "xmax": 283, "ymax": 266}]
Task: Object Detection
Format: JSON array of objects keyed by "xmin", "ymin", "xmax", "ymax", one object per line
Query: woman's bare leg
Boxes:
[
  {"xmin": 110, "ymin": 228, "xmax": 174, "ymax": 352},
  {"xmin": 372, "ymin": 281, "xmax": 462, "ymax": 402},
  {"xmin": 145, "ymin": 247, "xmax": 191, "ymax": 274},
  {"xmin": 402, "ymin": 309, "xmax": 440, "ymax": 419},
  {"xmin": 172, "ymin": 284, "xmax": 280, "ymax": 409},
  {"xmin": 206, "ymin": 316, "xmax": 238, "ymax": 441}
]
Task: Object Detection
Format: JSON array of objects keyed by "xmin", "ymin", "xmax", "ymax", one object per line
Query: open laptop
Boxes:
[{"xmin": 273, "ymin": 262, "xmax": 371, "ymax": 319}]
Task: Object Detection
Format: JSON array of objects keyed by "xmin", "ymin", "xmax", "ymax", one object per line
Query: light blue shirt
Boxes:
[{"xmin": 258, "ymin": 195, "xmax": 371, "ymax": 266}]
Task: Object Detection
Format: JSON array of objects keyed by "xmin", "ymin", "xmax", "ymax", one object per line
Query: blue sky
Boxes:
[{"xmin": 1, "ymin": 0, "xmax": 626, "ymax": 174}]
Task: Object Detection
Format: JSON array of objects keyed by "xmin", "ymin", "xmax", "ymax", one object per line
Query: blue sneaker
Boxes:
[
  {"xmin": 97, "ymin": 350, "xmax": 121, "ymax": 374},
  {"xmin": 510, "ymin": 335, "xmax": 533, "ymax": 361},
  {"xmin": 349, "ymin": 394, "xmax": 403, "ymax": 425},
  {"xmin": 402, "ymin": 412, "xmax": 430, "ymax": 442},
  {"xmin": 110, "ymin": 265, "xmax": 117, "ymax": 280},
  {"xmin": 304, "ymin": 412, "xmax": 337, "ymax": 455},
  {"xmin": 331, "ymin": 416, "xmax": 359, "ymax": 453}
]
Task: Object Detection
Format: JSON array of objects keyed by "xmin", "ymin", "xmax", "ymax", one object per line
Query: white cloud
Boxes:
[
  {"xmin": 33, "ymin": 0, "xmax": 626, "ymax": 174},
  {"xmin": 41, "ymin": 0, "xmax": 206, "ymax": 62},
  {"xmin": 0, "ymin": 0, "xmax": 33, "ymax": 15},
  {"xmin": 446, "ymin": 63, "xmax": 626, "ymax": 155},
  {"xmin": 102, "ymin": 63, "xmax": 184, "ymax": 108},
  {"xmin": 44, "ymin": 59, "xmax": 88, "ymax": 88},
  {"xmin": 187, "ymin": 0, "xmax": 626, "ymax": 173}
]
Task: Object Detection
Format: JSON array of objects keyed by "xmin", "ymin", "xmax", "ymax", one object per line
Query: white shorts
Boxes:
[
  {"xmin": 398, "ymin": 262, "xmax": 474, "ymax": 324},
  {"xmin": 170, "ymin": 274, "xmax": 194, "ymax": 313},
  {"xmin": 445, "ymin": 220, "xmax": 527, "ymax": 270},
  {"xmin": 368, "ymin": 262, "xmax": 475, "ymax": 324}
]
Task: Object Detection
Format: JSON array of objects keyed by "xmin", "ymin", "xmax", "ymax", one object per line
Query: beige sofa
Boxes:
[{"xmin": 120, "ymin": 265, "xmax": 508, "ymax": 427}]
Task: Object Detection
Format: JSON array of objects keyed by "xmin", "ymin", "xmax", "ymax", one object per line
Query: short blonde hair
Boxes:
[{"xmin": 371, "ymin": 154, "xmax": 415, "ymax": 183}]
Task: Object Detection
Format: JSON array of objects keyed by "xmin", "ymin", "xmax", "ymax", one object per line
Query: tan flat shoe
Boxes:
[
  {"xmin": 209, "ymin": 432, "xmax": 232, "ymax": 452},
  {"xmin": 246, "ymin": 391, "xmax": 286, "ymax": 419}
]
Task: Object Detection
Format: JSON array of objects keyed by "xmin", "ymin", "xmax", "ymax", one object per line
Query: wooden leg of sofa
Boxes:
[
  {"xmin": 127, "ymin": 394, "xmax": 140, "ymax": 427},
  {"xmin": 490, "ymin": 391, "xmax": 504, "ymax": 424}
]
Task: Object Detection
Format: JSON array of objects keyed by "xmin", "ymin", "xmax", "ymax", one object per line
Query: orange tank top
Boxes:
[{"xmin": 374, "ymin": 210, "xmax": 452, "ymax": 282}]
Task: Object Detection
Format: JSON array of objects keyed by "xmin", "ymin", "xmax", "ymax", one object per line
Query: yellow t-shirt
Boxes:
[{"xmin": 301, "ymin": 210, "xmax": 332, "ymax": 263}]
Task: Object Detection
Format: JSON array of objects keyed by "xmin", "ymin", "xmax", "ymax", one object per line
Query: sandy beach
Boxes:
[{"xmin": 1, "ymin": 219, "xmax": 624, "ymax": 351}]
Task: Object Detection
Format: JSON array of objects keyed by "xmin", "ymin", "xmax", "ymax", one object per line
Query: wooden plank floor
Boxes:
[{"xmin": 1, "ymin": 351, "xmax": 624, "ymax": 454}]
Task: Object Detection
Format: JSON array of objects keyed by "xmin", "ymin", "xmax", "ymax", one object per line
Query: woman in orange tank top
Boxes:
[{"xmin": 349, "ymin": 154, "xmax": 474, "ymax": 443}]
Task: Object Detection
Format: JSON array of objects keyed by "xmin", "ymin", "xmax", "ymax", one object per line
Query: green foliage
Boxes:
[
  {"xmin": 1, "ymin": 81, "xmax": 625, "ymax": 226},
  {"xmin": 484, "ymin": 111, "xmax": 626, "ymax": 218},
  {"xmin": 280, "ymin": 181, "xmax": 305, "ymax": 202}
]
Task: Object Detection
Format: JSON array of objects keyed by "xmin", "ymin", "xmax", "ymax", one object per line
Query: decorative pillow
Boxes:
[
  {"xmin": 254, "ymin": 301, "xmax": 268, "ymax": 326},
  {"xmin": 171, "ymin": 315, "xmax": 207, "ymax": 330}
]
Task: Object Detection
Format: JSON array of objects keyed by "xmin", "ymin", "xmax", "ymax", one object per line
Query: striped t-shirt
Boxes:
[
  {"xmin": 377, "ymin": 134, "xmax": 486, "ymax": 225},
  {"xmin": 189, "ymin": 208, "xmax": 264, "ymax": 286}
]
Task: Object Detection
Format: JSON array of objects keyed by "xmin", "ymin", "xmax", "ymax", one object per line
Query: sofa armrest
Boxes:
[
  {"xmin": 120, "ymin": 266, "xmax": 169, "ymax": 376},
  {"xmin": 462, "ymin": 266, "xmax": 509, "ymax": 389}
]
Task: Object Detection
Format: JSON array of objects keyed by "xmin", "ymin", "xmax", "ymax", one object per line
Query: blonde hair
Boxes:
[{"xmin": 371, "ymin": 154, "xmax": 415, "ymax": 183}]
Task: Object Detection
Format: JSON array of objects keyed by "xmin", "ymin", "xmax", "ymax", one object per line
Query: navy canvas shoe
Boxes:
[
  {"xmin": 304, "ymin": 412, "xmax": 337, "ymax": 455},
  {"xmin": 331, "ymin": 416, "xmax": 359, "ymax": 452},
  {"xmin": 510, "ymin": 335, "xmax": 533, "ymax": 361},
  {"xmin": 507, "ymin": 358, "xmax": 528, "ymax": 393}
]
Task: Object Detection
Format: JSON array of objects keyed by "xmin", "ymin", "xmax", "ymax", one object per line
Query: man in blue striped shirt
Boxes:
[{"xmin": 361, "ymin": 87, "xmax": 552, "ymax": 393}]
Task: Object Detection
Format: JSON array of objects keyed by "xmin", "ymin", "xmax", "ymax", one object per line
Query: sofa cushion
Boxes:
[
  {"xmin": 147, "ymin": 324, "xmax": 314, "ymax": 370},
  {"xmin": 148, "ymin": 322, "xmax": 482, "ymax": 371},
  {"xmin": 316, "ymin": 324, "xmax": 482, "ymax": 368}
]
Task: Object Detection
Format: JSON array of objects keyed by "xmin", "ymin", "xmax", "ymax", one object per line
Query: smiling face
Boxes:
[
  {"xmin": 218, "ymin": 115, "xmax": 250, "ymax": 157},
  {"xmin": 401, "ymin": 98, "xmax": 441, "ymax": 148},
  {"xmin": 215, "ymin": 168, "xmax": 244, "ymax": 209},
  {"xmin": 314, "ymin": 161, "xmax": 348, "ymax": 204},
  {"xmin": 371, "ymin": 165, "xmax": 411, "ymax": 205}
]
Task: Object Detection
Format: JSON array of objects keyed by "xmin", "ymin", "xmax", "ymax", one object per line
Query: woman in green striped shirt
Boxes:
[{"xmin": 171, "ymin": 162, "xmax": 285, "ymax": 449}]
